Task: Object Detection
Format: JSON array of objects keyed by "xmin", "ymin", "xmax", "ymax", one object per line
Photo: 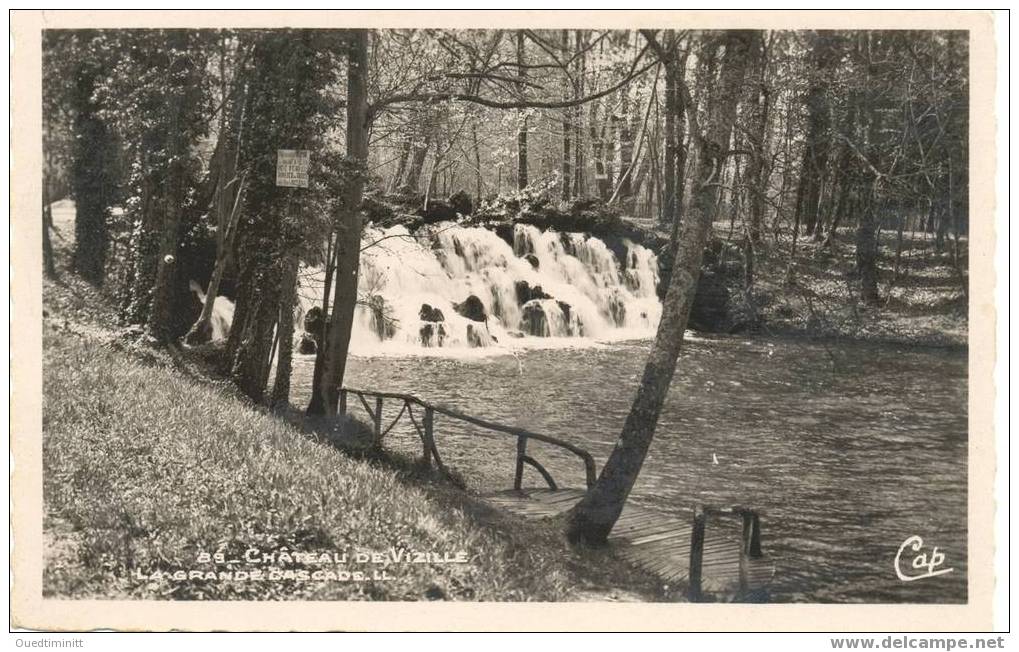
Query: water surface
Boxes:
[{"xmin": 291, "ymin": 335, "xmax": 967, "ymax": 603}]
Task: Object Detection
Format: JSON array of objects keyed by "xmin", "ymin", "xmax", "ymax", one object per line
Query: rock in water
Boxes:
[
  {"xmin": 608, "ymin": 290, "xmax": 627, "ymax": 327},
  {"xmin": 522, "ymin": 301, "xmax": 548, "ymax": 336},
  {"xmin": 419, "ymin": 303, "xmax": 445, "ymax": 322},
  {"xmin": 304, "ymin": 306, "xmax": 325, "ymax": 334},
  {"xmin": 298, "ymin": 332, "xmax": 317, "ymax": 355},
  {"xmin": 514, "ymin": 280, "xmax": 552, "ymax": 305},
  {"xmin": 450, "ymin": 189, "xmax": 473, "ymax": 216},
  {"xmin": 466, "ymin": 323, "xmax": 484, "ymax": 348},
  {"xmin": 453, "ymin": 295, "xmax": 487, "ymax": 322},
  {"xmin": 419, "ymin": 322, "xmax": 447, "ymax": 347},
  {"xmin": 368, "ymin": 295, "xmax": 396, "ymax": 340}
]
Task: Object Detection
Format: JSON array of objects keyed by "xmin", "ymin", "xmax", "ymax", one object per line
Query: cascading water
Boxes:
[{"xmin": 297, "ymin": 222, "xmax": 662, "ymax": 353}]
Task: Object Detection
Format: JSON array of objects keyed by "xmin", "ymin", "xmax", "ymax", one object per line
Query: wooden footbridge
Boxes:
[{"xmin": 340, "ymin": 387, "xmax": 775, "ymax": 601}]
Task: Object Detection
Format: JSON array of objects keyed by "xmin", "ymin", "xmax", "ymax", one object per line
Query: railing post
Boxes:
[
  {"xmin": 339, "ymin": 389, "xmax": 347, "ymax": 416},
  {"xmin": 748, "ymin": 511, "xmax": 762, "ymax": 559},
  {"xmin": 373, "ymin": 396, "xmax": 383, "ymax": 446},
  {"xmin": 688, "ymin": 506, "xmax": 707, "ymax": 602},
  {"xmin": 422, "ymin": 406, "xmax": 434, "ymax": 467},
  {"xmin": 513, "ymin": 435, "xmax": 527, "ymax": 490}
]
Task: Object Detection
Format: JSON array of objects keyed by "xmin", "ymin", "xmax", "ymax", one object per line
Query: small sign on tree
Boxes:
[{"xmin": 276, "ymin": 149, "xmax": 310, "ymax": 188}]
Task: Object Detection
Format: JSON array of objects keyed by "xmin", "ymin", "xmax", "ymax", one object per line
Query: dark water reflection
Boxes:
[{"xmin": 291, "ymin": 335, "xmax": 967, "ymax": 603}]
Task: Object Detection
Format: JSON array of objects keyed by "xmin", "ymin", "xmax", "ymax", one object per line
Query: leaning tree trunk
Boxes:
[
  {"xmin": 305, "ymin": 232, "xmax": 337, "ymax": 415},
  {"xmin": 319, "ymin": 29, "xmax": 371, "ymax": 416},
  {"xmin": 567, "ymin": 30, "xmax": 754, "ymax": 545}
]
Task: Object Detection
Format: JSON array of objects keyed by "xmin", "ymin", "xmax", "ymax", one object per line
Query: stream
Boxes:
[{"xmin": 290, "ymin": 334, "xmax": 967, "ymax": 603}]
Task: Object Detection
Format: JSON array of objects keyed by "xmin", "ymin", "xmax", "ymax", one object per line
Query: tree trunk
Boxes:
[
  {"xmin": 42, "ymin": 176, "xmax": 57, "ymax": 278},
  {"xmin": 566, "ymin": 30, "xmax": 753, "ymax": 545},
  {"xmin": 560, "ymin": 30, "xmax": 572, "ymax": 201},
  {"xmin": 402, "ymin": 133, "xmax": 431, "ymax": 194},
  {"xmin": 516, "ymin": 31, "xmax": 529, "ymax": 190},
  {"xmin": 319, "ymin": 29, "xmax": 370, "ymax": 416},
  {"xmin": 305, "ymin": 231, "xmax": 337, "ymax": 415},
  {"xmin": 573, "ymin": 30, "xmax": 586, "ymax": 197},
  {"xmin": 745, "ymin": 32, "xmax": 771, "ymax": 245},
  {"xmin": 472, "ymin": 122, "xmax": 483, "ymax": 202},
  {"xmin": 184, "ymin": 177, "xmax": 244, "ymax": 345},
  {"xmin": 69, "ymin": 59, "xmax": 113, "ymax": 287},
  {"xmin": 186, "ymin": 81, "xmax": 249, "ymax": 344},
  {"xmin": 146, "ymin": 144, "xmax": 186, "ymax": 342},
  {"xmin": 797, "ymin": 33, "xmax": 834, "ymax": 240},
  {"xmin": 662, "ymin": 38, "xmax": 677, "ymax": 227},
  {"xmin": 618, "ymin": 88, "xmax": 634, "ymax": 200},
  {"xmin": 271, "ymin": 252, "xmax": 299, "ymax": 409},
  {"xmin": 389, "ymin": 138, "xmax": 412, "ymax": 193},
  {"xmin": 230, "ymin": 273, "xmax": 279, "ymax": 402},
  {"xmin": 856, "ymin": 179, "xmax": 880, "ymax": 304}
]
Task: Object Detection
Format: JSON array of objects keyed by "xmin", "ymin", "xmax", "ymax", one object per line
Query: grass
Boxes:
[{"xmin": 41, "ymin": 319, "xmax": 666, "ymax": 601}]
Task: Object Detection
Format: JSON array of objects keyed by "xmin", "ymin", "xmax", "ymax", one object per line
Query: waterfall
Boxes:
[{"xmin": 297, "ymin": 222, "xmax": 662, "ymax": 353}]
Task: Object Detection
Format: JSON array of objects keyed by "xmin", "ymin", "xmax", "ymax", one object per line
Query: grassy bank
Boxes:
[{"xmin": 42, "ymin": 319, "xmax": 664, "ymax": 601}]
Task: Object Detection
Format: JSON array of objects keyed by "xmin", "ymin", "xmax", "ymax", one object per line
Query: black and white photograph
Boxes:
[{"xmin": 9, "ymin": 8, "xmax": 1003, "ymax": 633}]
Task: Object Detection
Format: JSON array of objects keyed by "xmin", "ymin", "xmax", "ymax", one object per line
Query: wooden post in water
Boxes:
[
  {"xmin": 688, "ymin": 506, "xmax": 707, "ymax": 601},
  {"xmin": 423, "ymin": 406, "xmax": 435, "ymax": 467},
  {"xmin": 748, "ymin": 511, "xmax": 762, "ymax": 559},
  {"xmin": 514, "ymin": 435, "xmax": 528, "ymax": 490},
  {"xmin": 374, "ymin": 396, "xmax": 383, "ymax": 446}
]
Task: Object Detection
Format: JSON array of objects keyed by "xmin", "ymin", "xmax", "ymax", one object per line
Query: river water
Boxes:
[{"xmin": 290, "ymin": 334, "xmax": 967, "ymax": 604}]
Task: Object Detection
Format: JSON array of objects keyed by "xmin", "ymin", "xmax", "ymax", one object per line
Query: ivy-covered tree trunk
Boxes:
[
  {"xmin": 145, "ymin": 134, "xmax": 187, "ymax": 342},
  {"xmin": 69, "ymin": 52, "xmax": 116, "ymax": 286},
  {"xmin": 567, "ymin": 30, "xmax": 753, "ymax": 546},
  {"xmin": 319, "ymin": 29, "xmax": 371, "ymax": 416},
  {"xmin": 231, "ymin": 256, "xmax": 281, "ymax": 401}
]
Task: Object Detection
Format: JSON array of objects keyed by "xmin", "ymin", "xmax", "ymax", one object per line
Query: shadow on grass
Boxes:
[{"xmin": 280, "ymin": 405, "xmax": 674, "ymax": 602}]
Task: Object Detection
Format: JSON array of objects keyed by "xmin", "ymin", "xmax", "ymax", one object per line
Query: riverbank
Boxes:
[
  {"xmin": 41, "ymin": 274, "xmax": 669, "ymax": 601},
  {"xmin": 740, "ymin": 224, "xmax": 968, "ymax": 349}
]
